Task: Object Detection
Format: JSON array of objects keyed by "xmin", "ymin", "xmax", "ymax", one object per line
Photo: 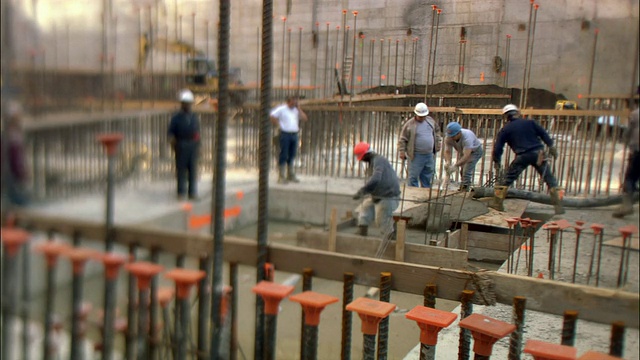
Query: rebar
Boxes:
[
  {"xmin": 210, "ymin": 0, "xmax": 231, "ymax": 357},
  {"xmin": 572, "ymin": 227, "xmax": 582, "ymax": 283},
  {"xmin": 1, "ymin": 241, "xmax": 20, "ymax": 360},
  {"xmin": 304, "ymin": 324, "xmax": 320, "ymax": 360},
  {"xmin": 324, "ymin": 23, "xmax": 330, "ymax": 98},
  {"xmin": 561, "ymin": 310, "xmax": 578, "ymax": 346},
  {"xmin": 349, "ymin": 11, "xmax": 358, "ymax": 103},
  {"xmin": 522, "ymin": 4, "xmax": 539, "ymax": 109},
  {"xmin": 424, "ymin": 5, "xmax": 437, "ymax": 101},
  {"xmin": 508, "ymin": 296, "xmax": 526, "ymax": 360},
  {"xmin": 43, "ymin": 252, "xmax": 57, "ymax": 360},
  {"xmin": 595, "ymin": 228, "xmax": 604, "ymax": 287},
  {"xmin": 519, "ymin": 0, "xmax": 535, "ymax": 109},
  {"xmin": 609, "ymin": 321, "xmax": 625, "ymax": 357},
  {"xmin": 341, "ymin": 272, "xmax": 354, "ymax": 360},
  {"xmin": 424, "ymin": 284, "xmax": 437, "ymax": 308},
  {"xmin": 230, "ymin": 262, "xmax": 239, "ymax": 360},
  {"xmin": 21, "ymin": 237, "xmax": 31, "ymax": 359},
  {"xmin": 587, "ymin": 29, "xmax": 599, "ymax": 99},
  {"xmin": 458, "ymin": 290, "xmax": 474, "ymax": 360},
  {"xmin": 197, "ymin": 256, "xmax": 211, "ymax": 359},
  {"xmin": 297, "ymin": 27, "xmax": 302, "ymax": 92},
  {"xmin": 300, "ymin": 268, "xmax": 314, "ymax": 359},
  {"xmin": 70, "ymin": 257, "xmax": 85, "ymax": 360},
  {"xmin": 430, "ymin": 9, "xmax": 442, "ymax": 86},
  {"xmin": 377, "ymin": 272, "xmax": 392, "ymax": 360}
]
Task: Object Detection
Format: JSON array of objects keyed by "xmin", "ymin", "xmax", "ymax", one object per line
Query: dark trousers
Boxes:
[
  {"xmin": 175, "ymin": 141, "xmax": 199, "ymax": 196},
  {"xmin": 278, "ymin": 132, "xmax": 299, "ymax": 166},
  {"xmin": 502, "ymin": 149, "xmax": 558, "ymax": 188},
  {"xmin": 623, "ymin": 150, "xmax": 640, "ymax": 194}
]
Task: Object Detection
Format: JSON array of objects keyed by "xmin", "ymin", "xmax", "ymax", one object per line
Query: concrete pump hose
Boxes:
[{"xmin": 470, "ymin": 186, "xmax": 639, "ymax": 208}]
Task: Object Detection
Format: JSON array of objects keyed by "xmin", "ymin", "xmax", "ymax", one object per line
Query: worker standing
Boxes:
[
  {"xmin": 352, "ymin": 142, "xmax": 401, "ymax": 237},
  {"xmin": 397, "ymin": 102, "xmax": 442, "ymax": 188},
  {"xmin": 1, "ymin": 101, "xmax": 30, "ymax": 207},
  {"xmin": 168, "ymin": 89, "xmax": 200, "ymax": 200},
  {"xmin": 613, "ymin": 92, "xmax": 639, "ymax": 218},
  {"xmin": 270, "ymin": 95, "xmax": 308, "ymax": 184},
  {"xmin": 491, "ymin": 104, "xmax": 564, "ymax": 214},
  {"xmin": 443, "ymin": 122, "xmax": 483, "ymax": 190}
]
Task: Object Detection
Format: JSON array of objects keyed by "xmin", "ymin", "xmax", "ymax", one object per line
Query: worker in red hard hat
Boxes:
[
  {"xmin": 168, "ymin": 89, "xmax": 201, "ymax": 200},
  {"xmin": 352, "ymin": 142, "xmax": 401, "ymax": 237}
]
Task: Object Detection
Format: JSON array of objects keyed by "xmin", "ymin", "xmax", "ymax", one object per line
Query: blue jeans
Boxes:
[
  {"xmin": 357, "ymin": 197, "xmax": 400, "ymax": 235},
  {"xmin": 278, "ymin": 132, "xmax": 299, "ymax": 166},
  {"xmin": 409, "ymin": 153, "xmax": 435, "ymax": 188},
  {"xmin": 461, "ymin": 147, "xmax": 484, "ymax": 187},
  {"xmin": 502, "ymin": 149, "xmax": 558, "ymax": 188}
]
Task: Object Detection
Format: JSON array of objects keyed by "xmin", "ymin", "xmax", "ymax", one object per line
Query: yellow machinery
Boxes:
[{"xmin": 555, "ymin": 100, "xmax": 577, "ymax": 110}]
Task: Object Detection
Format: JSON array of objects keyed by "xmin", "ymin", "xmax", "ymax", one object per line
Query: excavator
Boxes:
[{"xmin": 138, "ymin": 34, "xmax": 247, "ymax": 106}]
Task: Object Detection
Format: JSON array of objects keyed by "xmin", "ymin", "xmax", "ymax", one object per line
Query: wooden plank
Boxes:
[
  {"xmin": 328, "ymin": 208, "xmax": 338, "ymax": 252},
  {"xmin": 465, "ymin": 199, "xmax": 529, "ymax": 229},
  {"xmin": 467, "ymin": 231, "xmax": 512, "ymax": 252},
  {"xmin": 460, "ymin": 223, "xmax": 469, "ymax": 250},
  {"xmin": 336, "ymin": 217, "xmax": 356, "ymax": 231},
  {"xmin": 395, "ymin": 220, "xmax": 406, "ymax": 262},
  {"xmin": 13, "ymin": 211, "xmax": 639, "ymax": 328},
  {"xmin": 447, "ymin": 229, "xmax": 461, "ymax": 249},
  {"xmin": 468, "ymin": 248, "xmax": 508, "ymax": 263}
]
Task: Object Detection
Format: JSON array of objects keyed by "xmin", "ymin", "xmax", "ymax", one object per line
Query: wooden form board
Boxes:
[
  {"xmin": 464, "ymin": 199, "xmax": 530, "ymax": 229},
  {"xmin": 394, "ymin": 187, "xmax": 461, "ymax": 214},
  {"xmin": 13, "ymin": 210, "xmax": 639, "ymax": 328},
  {"xmin": 603, "ymin": 236, "xmax": 640, "ymax": 251}
]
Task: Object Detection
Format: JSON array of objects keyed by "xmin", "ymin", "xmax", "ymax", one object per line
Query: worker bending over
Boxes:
[
  {"xmin": 491, "ymin": 104, "xmax": 564, "ymax": 214},
  {"xmin": 443, "ymin": 122, "xmax": 483, "ymax": 190},
  {"xmin": 352, "ymin": 142, "xmax": 401, "ymax": 237}
]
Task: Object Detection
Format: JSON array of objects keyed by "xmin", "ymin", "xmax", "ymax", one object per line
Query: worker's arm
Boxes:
[
  {"xmin": 298, "ymin": 106, "xmax": 308, "ymax": 122},
  {"xmin": 270, "ymin": 106, "xmax": 281, "ymax": 127},
  {"xmin": 397, "ymin": 121, "xmax": 410, "ymax": 160},
  {"xmin": 455, "ymin": 148, "xmax": 473, "ymax": 167},
  {"xmin": 361, "ymin": 160, "xmax": 384, "ymax": 194},
  {"xmin": 492, "ymin": 129, "xmax": 506, "ymax": 164},
  {"xmin": 443, "ymin": 141, "xmax": 453, "ymax": 165},
  {"xmin": 533, "ymin": 121, "xmax": 554, "ymax": 147},
  {"xmin": 270, "ymin": 115, "xmax": 279, "ymax": 127},
  {"xmin": 168, "ymin": 117, "xmax": 177, "ymax": 147}
]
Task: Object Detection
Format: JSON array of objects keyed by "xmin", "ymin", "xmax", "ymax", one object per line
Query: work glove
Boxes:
[
  {"xmin": 398, "ymin": 151, "xmax": 406, "ymax": 160},
  {"xmin": 352, "ymin": 189, "xmax": 364, "ymax": 200},
  {"xmin": 548, "ymin": 146, "xmax": 558, "ymax": 159},
  {"xmin": 493, "ymin": 161, "xmax": 502, "ymax": 173},
  {"xmin": 446, "ymin": 164, "xmax": 458, "ymax": 176}
]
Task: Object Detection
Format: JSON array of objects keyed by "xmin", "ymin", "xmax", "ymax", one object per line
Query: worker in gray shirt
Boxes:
[
  {"xmin": 352, "ymin": 142, "xmax": 401, "ymax": 237},
  {"xmin": 443, "ymin": 122, "xmax": 483, "ymax": 190}
]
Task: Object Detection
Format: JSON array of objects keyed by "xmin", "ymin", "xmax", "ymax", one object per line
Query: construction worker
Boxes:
[
  {"xmin": 397, "ymin": 102, "xmax": 442, "ymax": 188},
  {"xmin": 491, "ymin": 104, "xmax": 564, "ymax": 214},
  {"xmin": 168, "ymin": 89, "xmax": 200, "ymax": 200},
  {"xmin": 613, "ymin": 93, "xmax": 639, "ymax": 218},
  {"xmin": 352, "ymin": 142, "xmax": 401, "ymax": 237},
  {"xmin": 1, "ymin": 101, "xmax": 29, "ymax": 207},
  {"xmin": 270, "ymin": 95, "xmax": 308, "ymax": 184},
  {"xmin": 443, "ymin": 122, "xmax": 483, "ymax": 190}
]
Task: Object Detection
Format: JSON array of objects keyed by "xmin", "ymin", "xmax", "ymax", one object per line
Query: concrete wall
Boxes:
[{"xmin": 12, "ymin": 0, "xmax": 639, "ymax": 104}]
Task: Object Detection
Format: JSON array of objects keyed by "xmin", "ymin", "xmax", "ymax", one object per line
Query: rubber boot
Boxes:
[
  {"xmin": 287, "ymin": 164, "xmax": 300, "ymax": 183},
  {"xmin": 488, "ymin": 185, "xmax": 508, "ymax": 212},
  {"xmin": 358, "ymin": 225, "xmax": 368, "ymax": 237},
  {"xmin": 549, "ymin": 187, "xmax": 565, "ymax": 215},
  {"xmin": 612, "ymin": 194, "xmax": 634, "ymax": 218},
  {"xmin": 278, "ymin": 165, "xmax": 288, "ymax": 184}
]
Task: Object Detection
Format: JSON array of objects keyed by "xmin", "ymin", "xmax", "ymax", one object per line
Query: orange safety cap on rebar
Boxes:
[
  {"xmin": 523, "ymin": 339, "xmax": 577, "ymax": 360},
  {"xmin": 405, "ymin": 305, "xmax": 457, "ymax": 346},
  {"xmin": 252, "ymin": 280, "xmax": 295, "ymax": 315},
  {"xmin": 554, "ymin": 219, "xmax": 572, "ymax": 230},
  {"xmin": 290, "ymin": 291, "xmax": 339, "ymax": 326},
  {"xmin": 164, "ymin": 268, "xmax": 206, "ymax": 299},
  {"xmin": 34, "ymin": 241, "xmax": 71, "ymax": 268},
  {"xmin": 504, "ymin": 218, "xmax": 519, "ymax": 228},
  {"xmin": 578, "ymin": 351, "xmax": 622, "ymax": 360},
  {"xmin": 346, "ymin": 297, "xmax": 396, "ymax": 335},
  {"xmin": 1, "ymin": 227, "xmax": 30, "ymax": 256},
  {"xmin": 458, "ymin": 313, "xmax": 516, "ymax": 356},
  {"xmin": 618, "ymin": 224, "xmax": 639, "ymax": 238},
  {"xmin": 573, "ymin": 226, "xmax": 584, "ymax": 234},
  {"xmin": 529, "ymin": 219, "xmax": 542, "ymax": 228},
  {"xmin": 575, "ymin": 220, "xmax": 586, "ymax": 226},
  {"xmin": 157, "ymin": 287, "xmax": 175, "ymax": 308},
  {"xmin": 62, "ymin": 247, "xmax": 99, "ymax": 275},
  {"xmin": 543, "ymin": 224, "xmax": 560, "ymax": 235},
  {"xmin": 590, "ymin": 223, "xmax": 605, "ymax": 235},
  {"xmin": 96, "ymin": 133, "xmax": 124, "ymax": 156},
  {"xmin": 125, "ymin": 261, "xmax": 164, "ymax": 290},
  {"xmin": 101, "ymin": 253, "xmax": 128, "ymax": 280}
]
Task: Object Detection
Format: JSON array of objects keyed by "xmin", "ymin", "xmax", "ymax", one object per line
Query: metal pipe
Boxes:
[
  {"xmin": 254, "ymin": 0, "xmax": 274, "ymax": 356},
  {"xmin": 458, "ymin": 290, "xmax": 474, "ymax": 360},
  {"xmin": 519, "ymin": 0, "xmax": 535, "ymax": 109},
  {"xmin": 211, "ymin": 0, "xmax": 231, "ymax": 357},
  {"xmin": 572, "ymin": 226, "xmax": 582, "ymax": 283},
  {"xmin": 341, "ymin": 272, "xmax": 354, "ymax": 360},
  {"xmin": 561, "ymin": 310, "xmax": 578, "ymax": 346},
  {"xmin": 508, "ymin": 296, "xmax": 526, "ymax": 360}
]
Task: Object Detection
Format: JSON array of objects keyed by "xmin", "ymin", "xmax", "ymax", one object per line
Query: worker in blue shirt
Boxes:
[
  {"xmin": 491, "ymin": 104, "xmax": 564, "ymax": 214},
  {"xmin": 168, "ymin": 90, "xmax": 200, "ymax": 200}
]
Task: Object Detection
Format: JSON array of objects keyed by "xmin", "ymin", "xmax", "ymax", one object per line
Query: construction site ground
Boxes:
[{"xmin": 7, "ymin": 170, "xmax": 640, "ymax": 359}]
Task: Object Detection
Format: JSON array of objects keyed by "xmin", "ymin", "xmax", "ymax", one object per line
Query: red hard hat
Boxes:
[{"xmin": 354, "ymin": 142, "xmax": 371, "ymax": 161}]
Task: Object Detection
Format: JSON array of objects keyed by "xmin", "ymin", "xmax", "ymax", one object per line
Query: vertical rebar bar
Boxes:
[
  {"xmin": 125, "ymin": 244, "xmax": 137, "ymax": 360},
  {"xmin": 324, "ymin": 22, "xmax": 330, "ymax": 98},
  {"xmin": 211, "ymin": 0, "xmax": 231, "ymax": 357},
  {"xmin": 572, "ymin": 227, "xmax": 582, "ymax": 283},
  {"xmin": 42, "ymin": 253, "xmax": 57, "ymax": 360},
  {"xmin": 363, "ymin": 333, "xmax": 377, "ymax": 360},
  {"xmin": 527, "ymin": 224, "xmax": 536, "ymax": 278},
  {"xmin": 609, "ymin": 321, "xmax": 625, "ymax": 357},
  {"xmin": 508, "ymin": 296, "xmax": 526, "ymax": 360},
  {"xmin": 349, "ymin": 11, "xmax": 358, "ymax": 103},
  {"xmin": 230, "ymin": 262, "xmax": 239, "ymax": 360},
  {"xmin": 430, "ymin": 9, "xmax": 442, "ymax": 86},
  {"xmin": 424, "ymin": 284, "xmax": 437, "ymax": 308},
  {"xmin": 1, "ymin": 241, "xmax": 21, "ymax": 360},
  {"xmin": 522, "ymin": 3, "xmax": 539, "ymax": 110},
  {"xmin": 255, "ymin": 0, "xmax": 273, "ymax": 357},
  {"xmin": 21, "ymin": 236, "xmax": 31, "ymax": 359},
  {"xmin": 297, "ymin": 27, "xmax": 302, "ymax": 92},
  {"xmin": 595, "ymin": 228, "xmax": 604, "ymax": 286},
  {"xmin": 313, "ymin": 22, "xmax": 319, "ymax": 98},
  {"xmin": 458, "ymin": 290, "xmax": 474, "ymax": 360},
  {"xmin": 341, "ymin": 272, "xmax": 354, "ymax": 360},
  {"xmin": 102, "ymin": 260, "xmax": 120, "ymax": 360},
  {"xmin": 504, "ymin": 35, "xmax": 511, "ymax": 88},
  {"xmin": 402, "ymin": 38, "xmax": 407, "ymax": 87},
  {"xmin": 281, "ymin": 16, "xmax": 286, "ymax": 92},
  {"xmin": 137, "ymin": 287, "xmax": 150, "ymax": 359},
  {"xmin": 198, "ymin": 256, "xmax": 211, "ymax": 360},
  {"xmin": 70, "ymin": 258, "xmax": 85, "ymax": 360},
  {"xmin": 369, "ymin": 39, "xmax": 375, "ymax": 90},
  {"xmin": 287, "ymin": 27, "xmax": 292, "ymax": 94},
  {"xmin": 424, "ymin": 5, "xmax": 437, "ymax": 102},
  {"xmin": 377, "ymin": 272, "xmax": 392, "ymax": 360},
  {"xmin": 394, "ymin": 39, "xmax": 399, "ymax": 88},
  {"xmin": 149, "ymin": 249, "xmax": 160, "ymax": 359},
  {"xmin": 587, "ymin": 29, "xmax": 599, "ymax": 100},
  {"xmin": 300, "ymin": 268, "xmax": 314, "ymax": 359},
  {"xmin": 519, "ymin": 0, "xmax": 534, "ymax": 108},
  {"xmin": 561, "ymin": 310, "xmax": 578, "ymax": 346},
  {"xmin": 304, "ymin": 323, "xmax": 320, "ymax": 360}
]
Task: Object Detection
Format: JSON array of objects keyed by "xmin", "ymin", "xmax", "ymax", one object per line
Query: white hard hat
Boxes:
[
  {"xmin": 179, "ymin": 89, "xmax": 195, "ymax": 103},
  {"xmin": 414, "ymin": 102, "xmax": 429, "ymax": 116},
  {"xmin": 502, "ymin": 104, "xmax": 519, "ymax": 114}
]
